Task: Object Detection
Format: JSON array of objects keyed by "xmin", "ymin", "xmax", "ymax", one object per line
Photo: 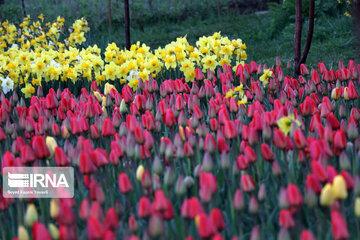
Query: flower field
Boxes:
[{"xmin": 1, "ymin": 16, "xmax": 360, "ymax": 240}]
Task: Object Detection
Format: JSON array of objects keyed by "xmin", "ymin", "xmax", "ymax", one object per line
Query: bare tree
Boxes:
[
  {"xmin": 124, "ymin": 0, "xmax": 130, "ymax": 50},
  {"xmin": 108, "ymin": 0, "xmax": 112, "ymax": 29},
  {"xmin": 21, "ymin": 0, "xmax": 27, "ymax": 17},
  {"xmin": 294, "ymin": 0, "xmax": 315, "ymax": 76},
  {"xmin": 354, "ymin": 0, "xmax": 360, "ymax": 59}
]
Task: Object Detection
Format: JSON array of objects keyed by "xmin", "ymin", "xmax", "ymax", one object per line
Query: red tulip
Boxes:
[
  {"xmin": 196, "ymin": 213, "xmax": 216, "ymax": 239},
  {"xmin": 153, "ymin": 189, "xmax": 168, "ymax": 212},
  {"xmin": 300, "ymin": 64, "xmax": 309, "ymax": 75},
  {"xmin": 104, "ymin": 208, "xmax": 119, "ymax": 230},
  {"xmin": 103, "ymin": 230, "xmax": 116, "ymax": 240},
  {"xmin": 333, "ymin": 129, "xmax": 347, "ymax": 151},
  {"xmin": 118, "ymin": 173, "xmax": 133, "ymax": 194},
  {"xmin": 244, "ymin": 146, "xmax": 256, "ymax": 163},
  {"xmin": 79, "ymin": 199, "xmax": 91, "ymax": 219},
  {"xmin": 240, "ymin": 174, "xmax": 255, "ymax": 192},
  {"xmin": 102, "ymin": 117, "xmax": 115, "ymax": 137},
  {"xmin": 331, "ymin": 210, "xmax": 349, "ymax": 240},
  {"xmin": 54, "ymin": 147, "xmax": 70, "ymax": 166},
  {"xmin": 273, "ymin": 129, "xmax": 287, "ymax": 149},
  {"xmin": 90, "ymin": 124, "xmax": 100, "ymax": 139},
  {"xmin": 138, "ymin": 197, "xmax": 152, "ymax": 219},
  {"xmin": 134, "ymin": 126, "xmax": 145, "ymax": 144},
  {"xmin": 300, "ymin": 230, "xmax": 316, "ymax": 240},
  {"xmin": 181, "ymin": 198, "xmax": 204, "ymax": 219},
  {"xmin": 261, "ymin": 143, "xmax": 274, "ymax": 161},
  {"xmin": 222, "ymin": 120, "xmax": 237, "ymax": 139},
  {"xmin": 32, "ymin": 222, "xmax": 52, "ymax": 240},
  {"xmin": 210, "ymin": 208, "xmax": 226, "ymax": 231},
  {"xmin": 20, "ymin": 144, "xmax": 35, "ymax": 163},
  {"xmin": 286, "ymin": 184, "xmax": 303, "ymax": 207},
  {"xmin": 163, "ymin": 108, "xmax": 176, "ymax": 127},
  {"xmin": 293, "ymin": 129, "xmax": 307, "ymax": 149},
  {"xmin": 233, "ymin": 189, "xmax": 244, "ymax": 211},
  {"xmin": 279, "ymin": 209, "xmax": 295, "ymax": 228},
  {"xmin": 305, "ymin": 174, "xmax": 322, "ymax": 194},
  {"xmin": 79, "ymin": 152, "xmax": 97, "ymax": 174},
  {"xmin": 87, "ymin": 216, "xmax": 104, "ymax": 240},
  {"xmin": 31, "ymin": 136, "xmax": 50, "ymax": 159}
]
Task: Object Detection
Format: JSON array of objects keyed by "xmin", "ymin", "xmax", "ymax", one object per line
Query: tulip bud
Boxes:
[
  {"xmin": 347, "ymin": 121, "xmax": 358, "ymax": 140},
  {"xmin": 333, "ymin": 175, "xmax": 347, "ymax": 200},
  {"xmin": 258, "ymin": 183, "xmax": 267, "ymax": 202},
  {"xmin": 355, "ymin": 197, "xmax": 360, "ymax": 217},
  {"xmin": 61, "ymin": 126, "xmax": 70, "ymax": 139},
  {"xmin": 48, "ymin": 223, "xmax": 59, "ymax": 239},
  {"xmin": 220, "ymin": 152, "xmax": 230, "ymax": 170},
  {"xmin": 46, "ymin": 136, "xmax": 57, "ymax": 158},
  {"xmin": 136, "ymin": 165, "xmax": 145, "ymax": 181},
  {"xmin": 120, "ymin": 99, "xmax": 127, "ymax": 114},
  {"xmin": 149, "ymin": 215, "xmax": 164, "ymax": 237},
  {"xmin": 272, "ymin": 161, "xmax": 282, "ymax": 176},
  {"xmin": 184, "ymin": 176, "xmax": 194, "ymax": 189},
  {"xmin": 164, "ymin": 167, "xmax": 175, "ymax": 186},
  {"xmin": 24, "ymin": 203, "xmax": 38, "ymax": 227},
  {"xmin": 233, "ymin": 189, "xmax": 244, "ymax": 211},
  {"xmin": 249, "ymin": 195, "xmax": 258, "ymax": 214},
  {"xmin": 354, "ymin": 175, "xmax": 360, "ymax": 196},
  {"xmin": 129, "ymin": 215, "xmax": 138, "ymax": 232},
  {"xmin": 339, "ymin": 104, "xmax": 347, "ymax": 118},
  {"xmin": 50, "ymin": 199, "xmax": 60, "ymax": 219},
  {"xmin": 18, "ymin": 225, "xmax": 29, "ymax": 240},
  {"xmin": 339, "ymin": 151, "xmax": 351, "ymax": 171},
  {"xmin": 202, "ymin": 152, "xmax": 213, "ymax": 172},
  {"xmin": 305, "ymin": 188, "xmax": 317, "ymax": 208},
  {"xmin": 175, "ymin": 175, "xmax": 186, "ymax": 196},
  {"xmin": 320, "ymin": 183, "xmax": 335, "ymax": 206},
  {"xmin": 277, "ymin": 228, "xmax": 291, "ymax": 240},
  {"xmin": 152, "ymin": 156, "xmax": 163, "ymax": 175},
  {"xmin": 278, "ymin": 187, "xmax": 289, "ymax": 209}
]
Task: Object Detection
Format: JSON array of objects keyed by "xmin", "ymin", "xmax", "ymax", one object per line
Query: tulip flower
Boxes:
[
  {"xmin": 32, "ymin": 222, "xmax": 52, "ymax": 240},
  {"xmin": 118, "ymin": 173, "xmax": 133, "ymax": 194},
  {"xmin": 331, "ymin": 210, "xmax": 349, "ymax": 240}
]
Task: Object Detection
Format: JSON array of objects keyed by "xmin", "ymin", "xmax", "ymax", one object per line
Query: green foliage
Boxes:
[{"xmin": 268, "ymin": 0, "xmax": 345, "ymax": 37}]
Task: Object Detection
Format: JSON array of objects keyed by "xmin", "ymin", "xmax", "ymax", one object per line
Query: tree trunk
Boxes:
[
  {"xmin": 124, "ymin": 0, "xmax": 131, "ymax": 50},
  {"xmin": 299, "ymin": 0, "xmax": 315, "ymax": 65},
  {"xmin": 147, "ymin": 0, "xmax": 153, "ymax": 12},
  {"xmin": 21, "ymin": 0, "xmax": 27, "ymax": 17},
  {"xmin": 294, "ymin": 0, "xmax": 302, "ymax": 76},
  {"xmin": 108, "ymin": 0, "xmax": 112, "ymax": 29},
  {"xmin": 354, "ymin": 0, "xmax": 360, "ymax": 60},
  {"xmin": 216, "ymin": 0, "xmax": 221, "ymax": 17}
]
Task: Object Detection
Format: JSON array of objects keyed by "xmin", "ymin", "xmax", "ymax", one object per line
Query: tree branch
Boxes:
[
  {"xmin": 299, "ymin": 0, "xmax": 315, "ymax": 65},
  {"xmin": 124, "ymin": 0, "xmax": 131, "ymax": 50},
  {"xmin": 294, "ymin": 0, "xmax": 302, "ymax": 76}
]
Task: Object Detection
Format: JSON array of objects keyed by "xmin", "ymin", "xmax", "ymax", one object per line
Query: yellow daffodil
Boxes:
[
  {"xmin": 259, "ymin": 69, "xmax": 273, "ymax": 86},
  {"xmin": 277, "ymin": 114, "xmax": 301, "ymax": 136},
  {"xmin": 21, "ymin": 83, "xmax": 35, "ymax": 98}
]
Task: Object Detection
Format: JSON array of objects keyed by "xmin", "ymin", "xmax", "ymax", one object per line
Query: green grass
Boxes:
[
  {"xmin": 88, "ymin": 11, "xmax": 356, "ymax": 69},
  {"xmin": 1, "ymin": 0, "xmax": 357, "ymax": 69}
]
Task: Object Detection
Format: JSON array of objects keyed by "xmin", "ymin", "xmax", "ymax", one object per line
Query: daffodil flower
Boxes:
[
  {"xmin": 21, "ymin": 83, "xmax": 35, "ymax": 98},
  {"xmin": 277, "ymin": 114, "xmax": 301, "ymax": 136},
  {"xmin": 259, "ymin": 69, "xmax": 273, "ymax": 86}
]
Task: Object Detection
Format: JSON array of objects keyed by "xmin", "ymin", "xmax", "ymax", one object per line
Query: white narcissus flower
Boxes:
[
  {"xmin": 127, "ymin": 70, "xmax": 139, "ymax": 81},
  {"xmin": 1, "ymin": 76, "xmax": 14, "ymax": 94}
]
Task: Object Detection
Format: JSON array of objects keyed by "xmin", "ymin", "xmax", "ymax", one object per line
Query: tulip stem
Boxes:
[{"xmin": 0, "ymin": 213, "xmax": 6, "ymax": 240}]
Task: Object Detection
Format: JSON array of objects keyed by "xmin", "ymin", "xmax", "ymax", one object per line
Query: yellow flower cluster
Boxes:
[
  {"xmin": 225, "ymin": 84, "xmax": 247, "ymax": 106},
  {"xmin": 0, "ymin": 16, "xmax": 247, "ymax": 97}
]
